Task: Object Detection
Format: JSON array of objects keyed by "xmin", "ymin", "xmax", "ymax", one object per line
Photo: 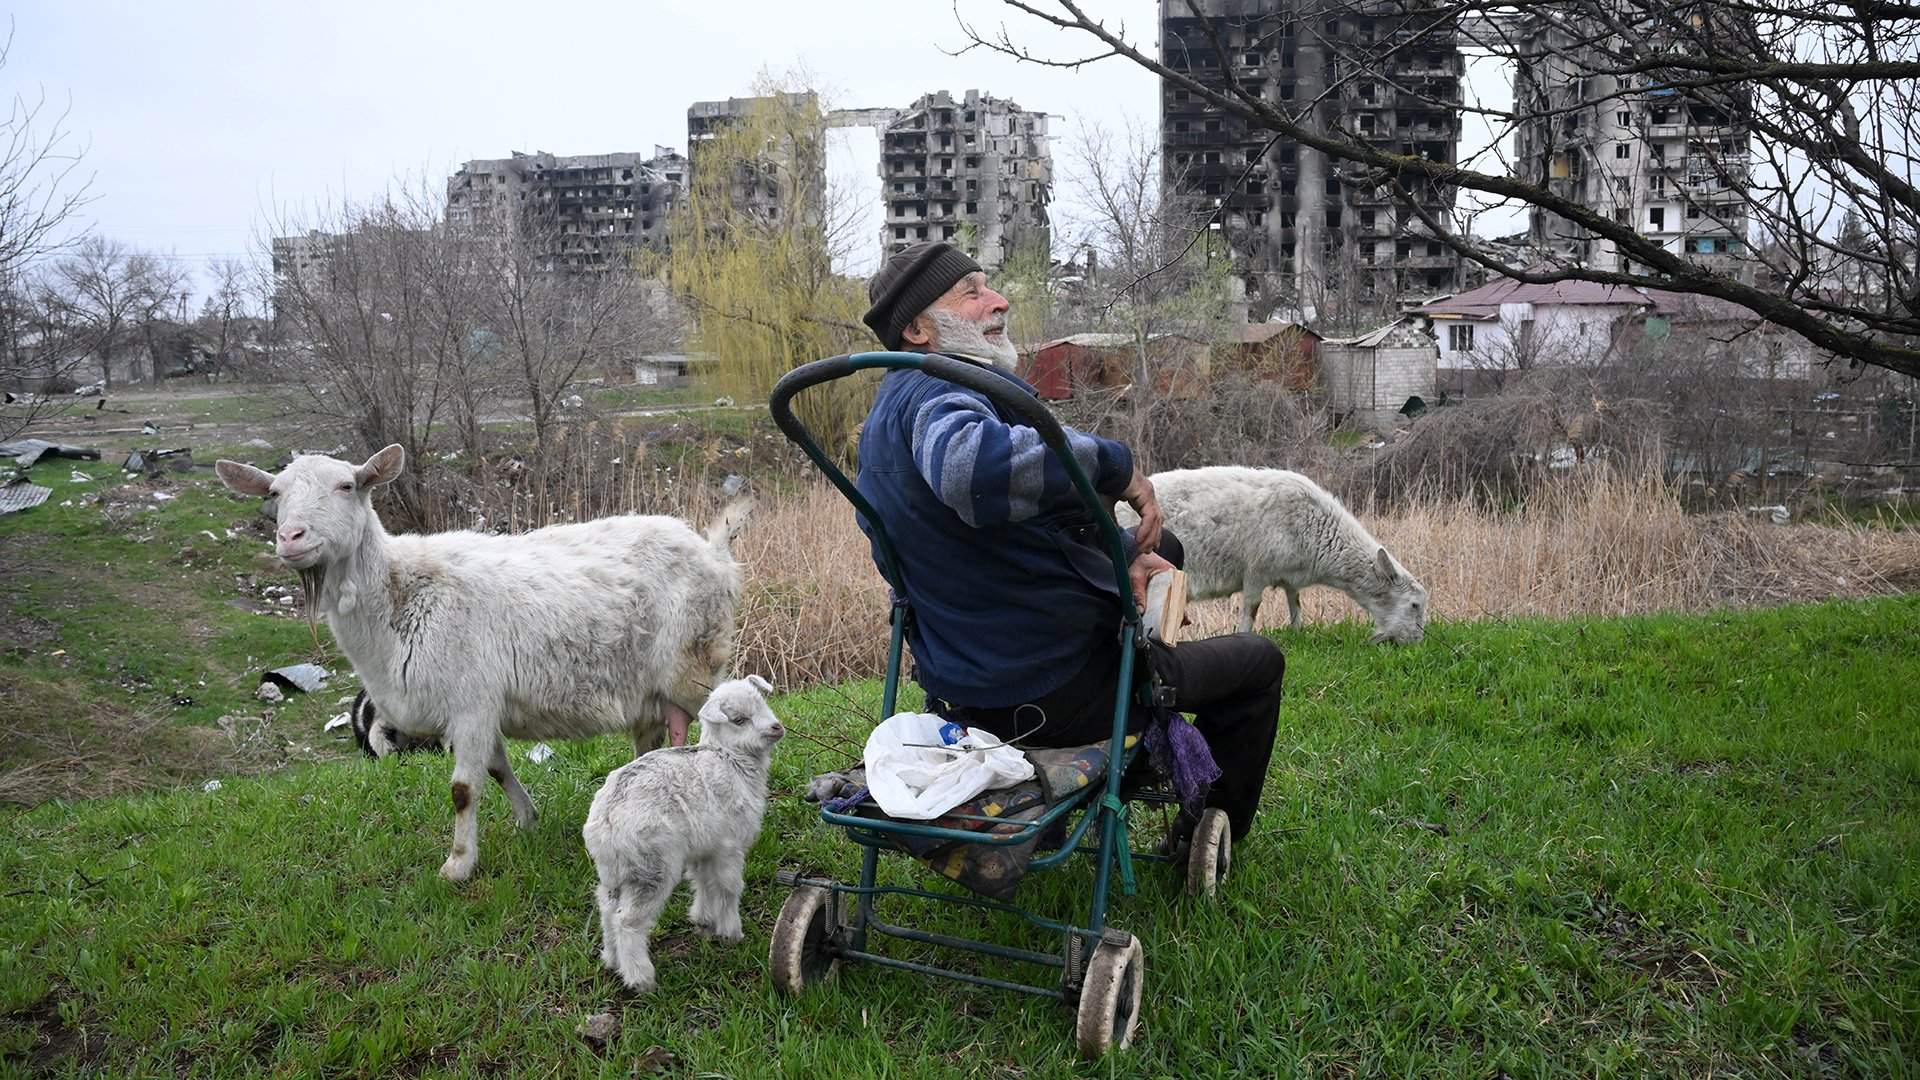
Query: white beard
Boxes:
[{"xmin": 925, "ymin": 307, "xmax": 1019, "ymax": 371}]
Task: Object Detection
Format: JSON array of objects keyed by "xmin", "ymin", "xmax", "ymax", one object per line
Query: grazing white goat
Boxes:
[
  {"xmin": 582, "ymin": 675, "xmax": 784, "ymax": 993},
  {"xmin": 1122, "ymin": 466, "xmax": 1428, "ymax": 643},
  {"xmin": 215, "ymin": 445, "xmax": 751, "ymax": 881}
]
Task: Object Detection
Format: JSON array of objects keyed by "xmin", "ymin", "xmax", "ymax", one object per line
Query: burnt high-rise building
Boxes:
[{"xmin": 1160, "ymin": 0, "xmax": 1463, "ymax": 307}]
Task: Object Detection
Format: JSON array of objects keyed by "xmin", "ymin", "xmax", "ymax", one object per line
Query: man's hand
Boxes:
[
  {"xmin": 1119, "ymin": 466, "xmax": 1162, "ymax": 556},
  {"xmin": 1129, "ymin": 550, "xmax": 1175, "ymax": 613}
]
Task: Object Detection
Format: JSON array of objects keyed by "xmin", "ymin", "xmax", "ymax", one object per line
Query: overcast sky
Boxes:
[{"xmin": 11, "ymin": 0, "xmax": 1517, "ymax": 298}]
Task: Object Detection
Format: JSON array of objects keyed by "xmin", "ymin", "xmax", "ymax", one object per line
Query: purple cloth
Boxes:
[{"xmin": 1144, "ymin": 707, "xmax": 1221, "ymax": 815}]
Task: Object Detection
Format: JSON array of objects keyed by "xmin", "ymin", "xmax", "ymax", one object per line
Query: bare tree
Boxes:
[
  {"xmin": 1066, "ymin": 120, "xmax": 1237, "ymax": 461},
  {"xmin": 195, "ymin": 256, "xmax": 253, "ymax": 381},
  {"xmin": 0, "ymin": 24, "xmax": 91, "ymax": 291},
  {"xmin": 40, "ymin": 237, "xmax": 176, "ymax": 392},
  {"xmin": 963, "ymin": 0, "xmax": 1920, "ymax": 380},
  {"xmin": 0, "ymin": 23, "xmax": 94, "ymax": 437},
  {"xmin": 264, "ymin": 191, "xmax": 486, "ymax": 521}
]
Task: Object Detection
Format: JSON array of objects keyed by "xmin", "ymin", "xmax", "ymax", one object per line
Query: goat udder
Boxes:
[{"xmin": 666, "ymin": 703, "xmax": 693, "ymax": 747}]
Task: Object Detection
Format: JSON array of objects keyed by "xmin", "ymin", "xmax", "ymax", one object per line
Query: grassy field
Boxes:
[
  {"xmin": 2, "ymin": 597, "xmax": 1915, "ymax": 1077},
  {"xmin": 0, "ymin": 456, "xmax": 353, "ymax": 806}
]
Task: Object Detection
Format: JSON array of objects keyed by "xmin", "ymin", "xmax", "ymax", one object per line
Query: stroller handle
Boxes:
[{"xmin": 768, "ymin": 351, "xmax": 1142, "ymax": 633}]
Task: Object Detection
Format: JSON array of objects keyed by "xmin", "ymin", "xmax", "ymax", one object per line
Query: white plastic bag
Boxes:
[{"xmin": 863, "ymin": 713, "xmax": 1036, "ymax": 820}]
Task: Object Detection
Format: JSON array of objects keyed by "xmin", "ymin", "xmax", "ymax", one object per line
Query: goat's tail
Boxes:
[{"xmin": 704, "ymin": 496, "xmax": 755, "ymax": 559}]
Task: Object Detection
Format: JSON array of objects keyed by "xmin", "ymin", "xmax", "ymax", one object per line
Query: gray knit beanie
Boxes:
[{"xmin": 862, "ymin": 241, "xmax": 983, "ymax": 351}]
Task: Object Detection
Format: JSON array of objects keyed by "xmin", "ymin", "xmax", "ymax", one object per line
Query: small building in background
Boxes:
[
  {"xmin": 1216, "ymin": 322, "xmax": 1321, "ymax": 390},
  {"xmin": 1318, "ymin": 319, "xmax": 1438, "ymax": 429},
  {"xmin": 1021, "ymin": 333, "xmax": 1212, "ymax": 400}
]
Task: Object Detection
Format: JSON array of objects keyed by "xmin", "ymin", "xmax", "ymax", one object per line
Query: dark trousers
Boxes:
[{"xmin": 938, "ymin": 632, "xmax": 1285, "ymax": 841}]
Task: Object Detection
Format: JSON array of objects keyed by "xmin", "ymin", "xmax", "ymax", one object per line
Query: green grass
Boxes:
[
  {"xmin": 586, "ymin": 385, "xmax": 702, "ymax": 411},
  {"xmin": 0, "ymin": 459, "xmax": 349, "ymax": 803},
  {"xmin": 2, "ymin": 598, "xmax": 1916, "ymax": 1076}
]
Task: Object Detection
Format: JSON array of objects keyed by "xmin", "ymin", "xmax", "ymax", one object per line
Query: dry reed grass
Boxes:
[
  {"xmin": 398, "ymin": 418, "xmax": 1916, "ymax": 688},
  {"xmin": 736, "ymin": 474, "xmax": 1919, "ymax": 684}
]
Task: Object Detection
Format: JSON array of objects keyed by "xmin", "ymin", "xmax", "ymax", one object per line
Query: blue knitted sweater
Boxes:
[{"xmin": 854, "ymin": 357, "xmax": 1136, "ymax": 708}]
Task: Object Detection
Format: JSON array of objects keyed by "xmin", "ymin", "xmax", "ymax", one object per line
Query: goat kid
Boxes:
[{"xmin": 583, "ymin": 675, "xmax": 784, "ymax": 993}]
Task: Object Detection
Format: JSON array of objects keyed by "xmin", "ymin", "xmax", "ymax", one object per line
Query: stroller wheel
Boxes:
[
  {"xmin": 770, "ymin": 885, "xmax": 840, "ymax": 995},
  {"xmin": 1185, "ymin": 808, "xmax": 1231, "ymax": 898},
  {"xmin": 1075, "ymin": 933, "xmax": 1144, "ymax": 1058}
]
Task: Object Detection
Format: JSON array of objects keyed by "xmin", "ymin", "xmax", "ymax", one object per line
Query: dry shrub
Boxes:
[
  {"xmin": 733, "ymin": 484, "xmax": 893, "ymax": 688},
  {"xmin": 1356, "ymin": 381, "xmax": 1669, "ymax": 506},
  {"xmin": 1054, "ymin": 374, "xmax": 1337, "ymax": 473}
]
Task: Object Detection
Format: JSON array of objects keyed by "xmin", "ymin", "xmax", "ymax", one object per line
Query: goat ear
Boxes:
[
  {"xmin": 747, "ymin": 674, "xmax": 774, "ymax": 695},
  {"xmin": 355, "ymin": 444, "xmax": 406, "ymax": 488},
  {"xmin": 1375, "ymin": 546, "xmax": 1399, "ymax": 584},
  {"xmin": 215, "ymin": 459, "xmax": 274, "ymax": 498}
]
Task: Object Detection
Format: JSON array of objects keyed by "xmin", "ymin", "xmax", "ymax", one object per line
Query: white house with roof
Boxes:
[{"xmin": 1418, "ymin": 275, "xmax": 1816, "ymax": 390}]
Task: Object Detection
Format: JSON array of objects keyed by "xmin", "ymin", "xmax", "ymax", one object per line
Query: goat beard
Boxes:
[
  {"xmin": 297, "ymin": 565, "xmax": 326, "ymax": 650},
  {"xmin": 925, "ymin": 307, "xmax": 1018, "ymax": 370}
]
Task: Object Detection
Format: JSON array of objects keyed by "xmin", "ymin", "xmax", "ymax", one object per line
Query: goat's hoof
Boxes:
[
  {"xmin": 695, "ymin": 920, "xmax": 743, "ymax": 943},
  {"xmin": 618, "ymin": 968, "xmax": 656, "ymax": 993},
  {"xmin": 440, "ymin": 855, "xmax": 476, "ymax": 882}
]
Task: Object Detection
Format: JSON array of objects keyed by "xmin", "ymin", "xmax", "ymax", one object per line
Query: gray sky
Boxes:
[{"xmin": 12, "ymin": 0, "xmax": 1516, "ymax": 298}]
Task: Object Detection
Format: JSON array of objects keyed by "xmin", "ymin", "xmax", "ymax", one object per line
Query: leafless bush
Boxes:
[
  {"xmin": 1054, "ymin": 373, "xmax": 1337, "ymax": 474},
  {"xmin": 1358, "ymin": 376, "xmax": 1670, "ymax": 505}
]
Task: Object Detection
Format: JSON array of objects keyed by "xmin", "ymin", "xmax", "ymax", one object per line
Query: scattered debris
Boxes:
[
  {"xmin": 563, "ymin": 393, "xmax": 586, "ymax": 409},
  {"xmin": 255, "ymin": 682, "xmax": 286, "ymax": 704},
  {"xmin": 722, "ymin": 473, "xmax": 746, "ymax": 497},
  {"xmin": 0, "ymin": 439, "xmax": 102, "ymax": 467},
  {"xmin": 324, "ymin": 712, "xmax": 352, "ymax": 732},
  {"xmin": 151, "ymin": 492, "xmax": 176, "ymax": 502},
  {"xmin": 123, "ymin": 448, "xmax": 193, "ymax": 476},
  {"xmin": 1746, "ymin": 504, "xmax": 1791, "ymax": 525},
  {"xmin": 70, "ymin": 471, "xmax": 93, "ymax": 483},
  {"xmin": 526, "ymin": 743, "xmax": 555, "ymax": 764},
  {"xmin": 0, "ymin": 479, "xmax": 53, "ymax": 516},
  {"xmin": 72, "ymin": 381, "xmax": 104, "ymax": 397},
  {"xmin": 244, "ymin": 438, "xmax": 273, "ymax": 449},
  {"xmin": 262, "ymin": 664, "xmax": 331, "ymax": 694},
  {"xmin": 576, "ymin": 1012, "xmax": 620, "ymax": 1049},
  {"xmin": 713, "ymin": 395, "xmax": 736, "ymax": 407},
  {"xmin": 202, "ymin": 779, "xmax": 223, "ymax": 793}
]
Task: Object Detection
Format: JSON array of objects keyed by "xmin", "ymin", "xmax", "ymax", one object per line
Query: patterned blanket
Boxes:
[{"xmin": 806, "ymin": 739, "xmax": 1130, "ymax": 900}]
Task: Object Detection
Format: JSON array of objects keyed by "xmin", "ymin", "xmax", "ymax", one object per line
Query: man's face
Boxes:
[{"xmin": 904, "ymin": 271, "xmax": 1017, "ymax": 369}]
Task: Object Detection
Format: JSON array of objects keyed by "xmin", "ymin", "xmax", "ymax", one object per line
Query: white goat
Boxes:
[
  {"xmin": 1123, "ymin": 466, "xmax": 1428, "ymax": 643},
  {"xmin": 214, "ymin": 445, "xmax": 751, "ymax": 881},
  {"xmin": 582, "ymin": 675, "xmax": 784, "ymax": 993}
]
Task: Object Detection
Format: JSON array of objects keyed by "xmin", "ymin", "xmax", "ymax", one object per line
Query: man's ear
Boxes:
[{"xmin": 899, "ymin": 312, "xmax": 934, "ymax": 348}]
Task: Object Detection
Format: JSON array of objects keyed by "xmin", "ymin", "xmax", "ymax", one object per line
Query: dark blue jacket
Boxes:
[{"xmin": 854, "ymin": 357, "xmax": 1136, "ymax": 708}]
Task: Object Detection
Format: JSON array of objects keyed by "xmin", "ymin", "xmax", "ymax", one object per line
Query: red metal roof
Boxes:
[{"xmin": 1418, "ymin": 276, "xmax": 1648, "ymax": 319}]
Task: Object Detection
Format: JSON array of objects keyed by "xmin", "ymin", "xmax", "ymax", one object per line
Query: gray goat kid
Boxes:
[
  {"xmin": 214, "ymin": 445, "xmax": 750, "ymax": 882},
  {"xmin": 582, "ymin": 675, "xmax": 784, "ymax": 993}
]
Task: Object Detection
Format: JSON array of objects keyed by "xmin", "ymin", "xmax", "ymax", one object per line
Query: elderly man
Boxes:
[{"xmin": 852, "ymin": 241, "xmax": 1286, "ymax": 849}]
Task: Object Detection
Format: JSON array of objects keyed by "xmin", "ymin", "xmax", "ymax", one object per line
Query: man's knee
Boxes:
[{"xmin": 1231, "ymin": 633, "xmax": 1286, "ymax": 688}]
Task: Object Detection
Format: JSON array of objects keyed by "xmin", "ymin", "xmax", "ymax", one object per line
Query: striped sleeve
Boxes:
[{"xmin": 909, "ymin": 389, "xmax": 1134, "ymax": 526}]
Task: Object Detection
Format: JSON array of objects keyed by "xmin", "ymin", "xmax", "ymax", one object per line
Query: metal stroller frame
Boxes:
[{"xmin": 765, "ymin": 351, "xmax": 1231, "ymax": 1057}]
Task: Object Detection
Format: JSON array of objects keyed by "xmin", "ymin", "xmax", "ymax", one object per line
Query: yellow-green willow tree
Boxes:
[{"xmin": 668, "ymin": 87, "xmax": 874, "ymax": 457}]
